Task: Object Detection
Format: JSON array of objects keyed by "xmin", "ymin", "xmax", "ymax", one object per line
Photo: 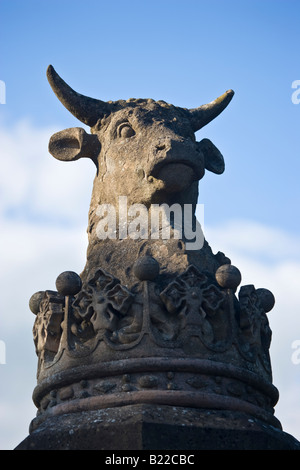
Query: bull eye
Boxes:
[{"xmin": 118, "ymin": 123, "xmax": 135, "ymax": 139}]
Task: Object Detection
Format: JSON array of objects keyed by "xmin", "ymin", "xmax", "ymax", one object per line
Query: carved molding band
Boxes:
[
  {"xmin": 31, "ymin": 356, "xmax": 280, "ymax": 433},
  {"xmin": 30, "ymin": 388, "xmax": 281, "ymax": 434},
  {"xmin": 32, "ymin": 357, "xmax": 279, "ymax": 408}
]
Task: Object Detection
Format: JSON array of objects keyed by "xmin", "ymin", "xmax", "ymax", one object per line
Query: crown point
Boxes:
[
  {"xmin": 215, "ymin": 264, "xmax": 242, "ymax": 290},
  {"xmin": 256, "ymin": 288, "xmax": 275, "ymax": 312},
  {"xmin": 133, "ymin": 256, "xmax": 159, "ymax": 281},
  {"xmin": 29, "ymin": 291, "xmax": 45, "ymax": 314},
  {"xmin": 55, "ymin": 271, "xmax": 82, "ymax": 296}
]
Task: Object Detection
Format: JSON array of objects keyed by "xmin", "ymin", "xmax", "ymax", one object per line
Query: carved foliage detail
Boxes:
[
  {"xmin": 160, "ymin": 266, "xmax": 226, "ymax": 344},
  {"xmin": 237, "ymin": 285, "xmax": 272, "ymax": 369},
  {"xmin": 68, "ymin": 265, "xmax": 228, "ymax": 350},
  {"xmin": 31, "ymin": 263, "xmax": 274, "ymax": 378},
  {"xmin": 33, "ymin": 290, "xmax": 64, "ymax": 364},
  {"xmin": 72, "ymin": 268, "xmax": 134, "ymax": 343}
]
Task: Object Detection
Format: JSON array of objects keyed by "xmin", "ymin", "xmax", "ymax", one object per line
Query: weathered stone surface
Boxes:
[
  {"xmin": 215, "ymin": 264, "xmax": 242, "ymax": 290},
  {"xmin": 16, "ymin": 405, "xmax": 300, "ymax": 450},
  {"xmin": 55, "ymin": 271, "xmax": 82, "ymax": 296},
  {"xmin": 29, "ymin": 291, "xmax": 45, "ymax": 315}
]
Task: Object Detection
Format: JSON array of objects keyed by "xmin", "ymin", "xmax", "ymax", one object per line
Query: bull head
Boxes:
[{"xmin": 47, "ymin": 65, "xmax": 234, "ymax": 245}]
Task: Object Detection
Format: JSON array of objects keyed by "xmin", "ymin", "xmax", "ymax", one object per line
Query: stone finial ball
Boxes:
[
  {"xmin": 55, "ymin": 271, "xmax": 82, "ymax": 296},
  {"xmin": 133, "ymin": 256, "xmax": 159, "ymax": 281},
  {"xmin": 256, "ymin": 288, "xmax": 275, "ymax": 313},
  {"xmin": 215, "ymin": 264, "xmax": 242, "ymax": 290},
  {"xmin": 29, "ymin": 291, "xmax": 45, "ymax": 314}
]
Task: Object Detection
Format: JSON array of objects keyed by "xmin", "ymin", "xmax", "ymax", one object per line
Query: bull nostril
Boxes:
[{"xmin": 155, "ymin": 144, "xmax": 166, "ymax": 151}]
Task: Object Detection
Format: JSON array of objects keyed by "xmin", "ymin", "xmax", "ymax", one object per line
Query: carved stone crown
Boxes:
[{"xmin": 29, "ymin": 255, "xmax": 280, "ymax": 432}]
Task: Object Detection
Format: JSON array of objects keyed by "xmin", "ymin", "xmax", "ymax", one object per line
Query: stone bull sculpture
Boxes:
[
  {"xmin": 16, "ymin": 66, "xmax": 300, "ymax": 450},
  {"xmin": 47, "ymin": 65, "xmax": 234, "ymax": 284}
]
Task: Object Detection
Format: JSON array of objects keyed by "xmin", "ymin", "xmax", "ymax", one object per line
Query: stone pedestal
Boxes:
[{"xmin": 16, "ymin": 405, "xmax": 300, "ymax": 450}]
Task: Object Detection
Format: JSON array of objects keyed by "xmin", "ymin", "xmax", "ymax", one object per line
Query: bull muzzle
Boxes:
[{"xmin": 149, "ymin": 137, "xmax": 225, "ymax": 184}]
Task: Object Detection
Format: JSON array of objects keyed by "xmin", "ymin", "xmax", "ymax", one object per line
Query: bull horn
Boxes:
[
  {"xmin": 188, "ymin": 89, "xmax": 234, "ymax": 132},
  {"xmin": 47, "ymin": 65, "xmax": 111, "ymax": 127}
]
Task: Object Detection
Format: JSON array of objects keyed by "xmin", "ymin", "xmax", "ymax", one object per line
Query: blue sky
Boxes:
[
  {"xmin": 1, "ymin": 0, "xmax": 300, "ymax": 232},
  {"xmin": 1, "ymin": 0, "xmax": 300, "ymax": 449}
]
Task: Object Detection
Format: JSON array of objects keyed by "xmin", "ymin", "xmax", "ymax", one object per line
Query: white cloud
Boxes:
[
  {"xmin": 205, "ymin": 221, "xmax": 300, "ymax": 441},
  {"xmin": 0, "ymin": 119, "xmax": 95, "ymax": 224},
  {"xmin": 0, "ymin": 219, "xmax": 88, "ymax": 449},
  {"xmin": 0, "ymin": 121, "xmax": 299, "ymax": 448},
  {"xmin": 203, "ymin": 219, "xmax": 300, "ymax": 263},
  {"xmin": 0, "ymin": 121, "xmax": 92, "ymax": 449}
]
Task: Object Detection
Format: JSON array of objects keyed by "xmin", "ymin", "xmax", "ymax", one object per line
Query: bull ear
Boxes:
[
  {"xmin": 48, "ymin": 127, "xmax": 100, "ymax": 165},
  {"xmin": 197, "ymin": 138, "xmax": 225, "ymax": 175}
]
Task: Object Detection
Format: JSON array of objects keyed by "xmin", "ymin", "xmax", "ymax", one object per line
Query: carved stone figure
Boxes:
[
  {"xmin": 46, "ymin": 65, "xmax": 235, "ymax": 284},
  {"xmin": 16, "ymin": 67, "xmax": 300, "ymax": 450}
]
